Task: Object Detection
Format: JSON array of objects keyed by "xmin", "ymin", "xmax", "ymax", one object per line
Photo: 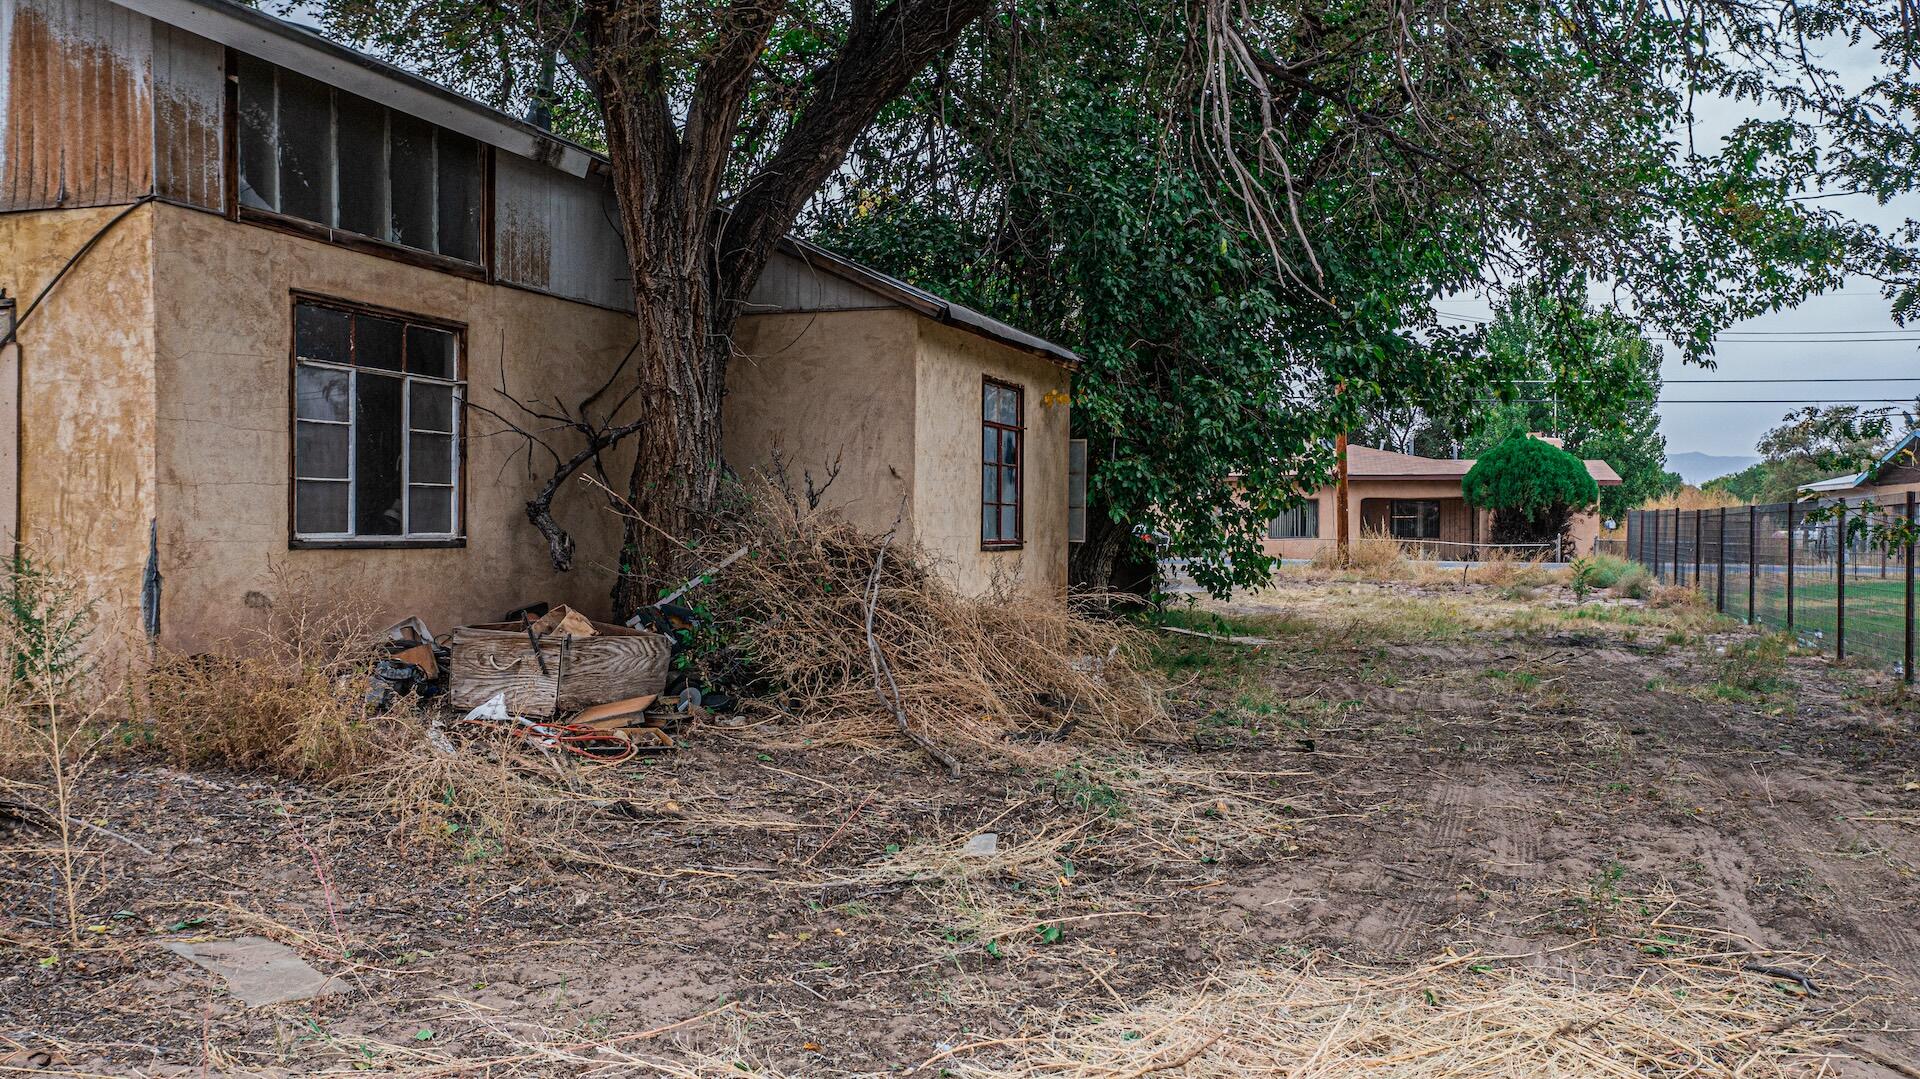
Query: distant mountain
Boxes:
[{"xmin": 1667, "ymin": 451, "xmax": 1760, "ymax": 486}]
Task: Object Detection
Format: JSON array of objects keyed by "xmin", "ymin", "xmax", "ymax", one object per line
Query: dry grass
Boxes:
[
  {"xmin": 700, "ymin": 489, "xmax": 1168, "ymax": 754},
  {"xmin": 930, "ymin": 948, "xmax": 1859, "ymax": 1077},
  {"xmin": 138, "ymin": 580, "xmax": 392, "ymax": 781},
  {"xmin": 1642, "ymin": 485, "xmax": 1745, "ymax": 512},
  {"xmin": 1309, "ymin": 530, "xmax": 1407, "ymax": 573}
]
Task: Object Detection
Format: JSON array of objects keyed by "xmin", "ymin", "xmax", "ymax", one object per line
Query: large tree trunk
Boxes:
[
  {"xmin": 546, "ymin": 0, "xmax": 995, "ymax": 620},
  {"xmin": 601, "ymin": 98, "xmax": 733, "ymax": 619}
]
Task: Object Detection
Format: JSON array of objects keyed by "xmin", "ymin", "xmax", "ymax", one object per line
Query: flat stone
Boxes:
[
  {"xmin": 162, "ymin": 936, "xmax": 343, "ymax": 1007},
  {"xmin": 961, "ymin": 832, "xmax": 999, "ymax": 857}
]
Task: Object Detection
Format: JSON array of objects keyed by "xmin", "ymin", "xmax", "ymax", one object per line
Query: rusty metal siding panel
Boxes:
[
  {"xmin": 492, "ymin": 150, "xmax": 628, "ymax": 310},
  {"xmin": 150, "ymin": 22, "xmax": 220, "ymax": 209},
  {"xmin": 746, "ymin": 248, "xmax": 890, "ymax": 313},
  {"xmin": 1, "ymin": 0, "xmax": 155, "ymax": 211}
]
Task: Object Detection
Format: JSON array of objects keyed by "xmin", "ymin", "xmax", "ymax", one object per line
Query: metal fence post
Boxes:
[
  {"xmin": 1651, "ymin": 510, "xmax": 1660, "ymax": 577},
  {"xmin": 1907, "ymin": 491, "xmax": 1915, "ymax": 683},
  {"xmin": 1747, "ymin": 505, "xmax": 1757, "ymax": 624},
  {"xmin": 1786, "ymin": 500, "xmax": 1796, "ymax": 634},
  {"xmin": 1692, "ymin": 508, "xmax": 1703, "ymax": 590},
  {"xmin": 1672, "ymin": 507, "xmax": 1681, "ymax": 584},
  {"xmin": 1836, "ymin": 500, "xmax": 1847, "ymax": 661},
  {"xmin": 1716, "ymin": 505, "xmax": 1727, "ymax": 612}
]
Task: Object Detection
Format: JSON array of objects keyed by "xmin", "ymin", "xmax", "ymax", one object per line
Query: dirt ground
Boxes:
[{"xmin": 4, "ymin": 573, "xmax": 1919, "ymax": 1076}]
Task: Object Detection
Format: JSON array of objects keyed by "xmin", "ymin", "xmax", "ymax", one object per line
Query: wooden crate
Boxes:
[{"xmin": 450, "ymin": 620, "xmax": 672, "ymax": 717}]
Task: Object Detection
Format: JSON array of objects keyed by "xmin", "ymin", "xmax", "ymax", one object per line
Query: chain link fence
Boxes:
[{"xmin": 1626, "ymin": 496, "xmax": 1919, "ymax": 680}]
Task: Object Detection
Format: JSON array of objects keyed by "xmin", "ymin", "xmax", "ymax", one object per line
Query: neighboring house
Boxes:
[
  {"xmin": 0, "ymin": 0, "xmax": 1080, "ymax": 653},
  {"xmin": 1797, "ymin": 431, "xmax": 1920, "ymax": 502},
  {"xmin": 1261, "ymin": 442, "xmax": 1623, "ymax": 561}
]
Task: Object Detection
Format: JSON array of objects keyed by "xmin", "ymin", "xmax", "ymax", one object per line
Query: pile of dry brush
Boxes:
[{"xmin": 696, "ymin": 488, "xmax": 1169, "ymax": 762}]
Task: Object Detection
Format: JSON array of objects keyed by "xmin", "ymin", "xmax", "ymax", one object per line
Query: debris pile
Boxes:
[{"xmin": 693, "ymin": 492, "xmax": 1168, "ymax": 757}]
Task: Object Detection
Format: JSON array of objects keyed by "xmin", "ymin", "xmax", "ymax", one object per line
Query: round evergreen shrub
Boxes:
[{"xmin": 1462, "ymin": 433, "xmax": 1601, "ymax": 546}]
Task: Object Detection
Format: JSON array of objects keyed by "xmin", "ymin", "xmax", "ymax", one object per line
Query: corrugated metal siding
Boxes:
[
  {"xmin": 747, "ymin": 248, "xmax": 890, "ymax": 313},
  {"xmin": 1, "ymin": 0, "xmax": 155, "ymax": 210},
  {"xmin": 492, "ymin": 151, "xmax": 628, "ymax": 310},
  {"xmin": 150, "ymin": 22, "xmax": 220, "ymax": 209}
]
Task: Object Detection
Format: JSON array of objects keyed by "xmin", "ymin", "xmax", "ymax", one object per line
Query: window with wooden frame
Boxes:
[
  {"xmin": 982, "ymin": 379, "xmax": 1024, "ymax": 547},
  {"xmin": 291, "ymin": 297, "xmax": 464, "ymax": 545},
  {"xmin": 1389, "ymin": 499, "xmax": 1441, "ymax": 540}
]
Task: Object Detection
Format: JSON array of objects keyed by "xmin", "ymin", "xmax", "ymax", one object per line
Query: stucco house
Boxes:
[
  {"xmin": 1261, "ymin": 443, "xmax": 1622, "ymax": 561},
  {"xmin": 0, "ymin": 0, "xmax": 1081, "ymax": 653}
]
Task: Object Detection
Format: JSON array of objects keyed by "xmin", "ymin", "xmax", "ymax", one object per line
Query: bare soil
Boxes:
[{"xmin": 4, "ymin": 575, "xmax": 1918, "ymax": 1076}]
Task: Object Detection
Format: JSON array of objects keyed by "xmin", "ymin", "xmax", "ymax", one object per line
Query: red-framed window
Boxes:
[{"xmin": 982, "ymin": 379, "xmax": 1024, "ymax": 548}]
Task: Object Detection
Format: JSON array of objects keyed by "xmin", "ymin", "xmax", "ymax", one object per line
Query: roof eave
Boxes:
[{"xmin": 776, "ymin": 237, "xmax": 1081, "ymax": 370}]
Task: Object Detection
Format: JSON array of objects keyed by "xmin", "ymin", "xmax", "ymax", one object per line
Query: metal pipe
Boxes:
[{"xmin": 1836, "ymin": 501, "xmax": 1847, "ymax": 661}]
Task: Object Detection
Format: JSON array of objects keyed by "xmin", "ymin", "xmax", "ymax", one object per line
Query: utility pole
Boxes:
[{"xmin": 1335, "ymin": 381, "xmax": 1350, "ymax": 567}]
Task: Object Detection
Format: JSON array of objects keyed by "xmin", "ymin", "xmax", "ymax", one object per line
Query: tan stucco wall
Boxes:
[
  {"xmin": 913, "ymin": 320, "xmax": 1070, "ymax": 599},
  {"xmin": 726, "ymin": 308, "xmax": 918, "ymax": 536},
  {"xmin": 0, "ymin": 204, "xmax": 159, "ymax": 647},
  {"xmin": 148, "ymin": 204, "xmax": 639, "ymax": 650},
  {"xmin": 1262, "ymin": 479, "xmax": 1605, "ymax": 561}
]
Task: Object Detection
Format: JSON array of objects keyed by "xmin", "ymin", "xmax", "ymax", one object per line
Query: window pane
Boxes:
[
  {"xmin": 389, "ymin": 113, "xmax": 436, "ymax": 251},
  {"xmin": 994, "ymin": 386, "xmax": 1020, "ymax": 424},
  {"xmin": 1001, "ymin": 505, "xmax": 1018, "ymax": 541},
  {"xmin": 407, "ymin": 326, "xmax": 456, "ymax": 379},
  {"xmin": 435, "ymin": 133, "xmax": 482, "ymax": 262},
  {"xmin": 982, "ymin": 502, "xmax": 999, "ymax": 541},
  {"xmin": 295, "ymin": 420, "xmax": 349, "ymax": 479},
  {"xmin": 295, "ymin": 480, "xmax": 348, "ymax": 534},
  {"xmin": 409, "ymin": 432, "xmax": 453, "ymax": 485},
  {"xmin": 1003, "ymin": 467, "xmax": 1018, "ymax": 503},
  {"xmin": 982, "ymin": 385, "xmax": 999, "ymax": 420},
  {"xmin": 356, "ymin": 315, "xmax": 404, "ymax": 371},
  {"xmin": 236, "ymin": 55, "xmax": 277, "ymax": 211},
  {"xmin": 295, "ymin": 305, "xmax": 351, "ymax": 365},
  {"xmin": 408, "ymin": 486, "xmax": 453, "ymax": 534},
  {"xmin": 354, "ymin": 372, "xmax": 405, "ymax": 536},
  {"xmin": 294, "ymin": 363, "xmax": 348, "ymax": 421},
  {"xmin": 982, "ymin": 465, "xmax": 997, "ymax": 505},
  {"xmin": 983, "ymin": 427, "xmax": 996, "ymax": 462},
  {"xmin": 335, "ymin": 92, "xmax": 389, "ymax": 240},
  {"xmin": 408, "ymin": 380, "xmax": 454, "ymax": 431},
  {"xmin": 1001, "ymin": 429, "xmax": 1018, "ymax": 465},
  {"xmin": 276, "ymin": 70, "xmax": 334, "ymax": 225}
]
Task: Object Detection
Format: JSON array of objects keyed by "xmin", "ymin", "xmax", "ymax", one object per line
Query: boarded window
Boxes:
[
  {"xmin": 1068, "ymin": 438, "xmax": 1088, "ymax": 544},
  {"xmin": 983, "ymin": 380, "xmax": 1023, "ymax": 547},
  {"xmin": 234, "ymin": 57, "xmax": 482, "ymax": 263},
  {"xmin": 1268, "ymin": 501, "xmax": 1320, "ymax": 539},
  {"xmin": 1389, "ymin": 499, "xmax": 1441, "ymax": 540},
  {"xmin": 293, "ymin": 299, "xmax": 463, "ymax": 541}
]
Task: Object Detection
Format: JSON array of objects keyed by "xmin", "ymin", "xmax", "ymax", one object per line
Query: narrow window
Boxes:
[
  {"xmin": 1067, "ymin": 438, "xmax": 1088, "ymax": 544},
  {"xmin": 982, "ymin": 379, "xmax": 1023, "ymax": 547},
  {"xmin": 1389, "ymin": 499, "xmax": 1440, "ymax": 540},
  {"xmin": 292, "ymin": 299, "xmax": 462, "ymax": 542},
  {"xmin": 1268, "ymin": 501, "xmax": 1320, "ymax": 539}
]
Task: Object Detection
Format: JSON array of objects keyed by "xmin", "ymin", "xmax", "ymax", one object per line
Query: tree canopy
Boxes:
[
  {"xmin": 294, "ymin": 0, "xmax": 1920, "ymax": 598},
  {"xmin": 1355, "ymin": 286, "xmax": 1682, "ymax": 521}
]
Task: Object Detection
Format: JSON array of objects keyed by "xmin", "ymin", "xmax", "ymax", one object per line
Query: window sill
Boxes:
[
  {"xmin": 290, "ymin": 537, "xmax": 468, "ymax": 551},
  {"xmin": 240, "ymin": 208, "xmax": 486, "ymax": 281},
  {"xmin": 981, "ymin": 542, "xmax": 1025, "ymax": 552}
]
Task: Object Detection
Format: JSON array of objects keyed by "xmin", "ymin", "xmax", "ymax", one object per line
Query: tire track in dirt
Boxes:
[{"xmin": 1379, "ymin": 773, "xmax": 1475, "ymax": 957}]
